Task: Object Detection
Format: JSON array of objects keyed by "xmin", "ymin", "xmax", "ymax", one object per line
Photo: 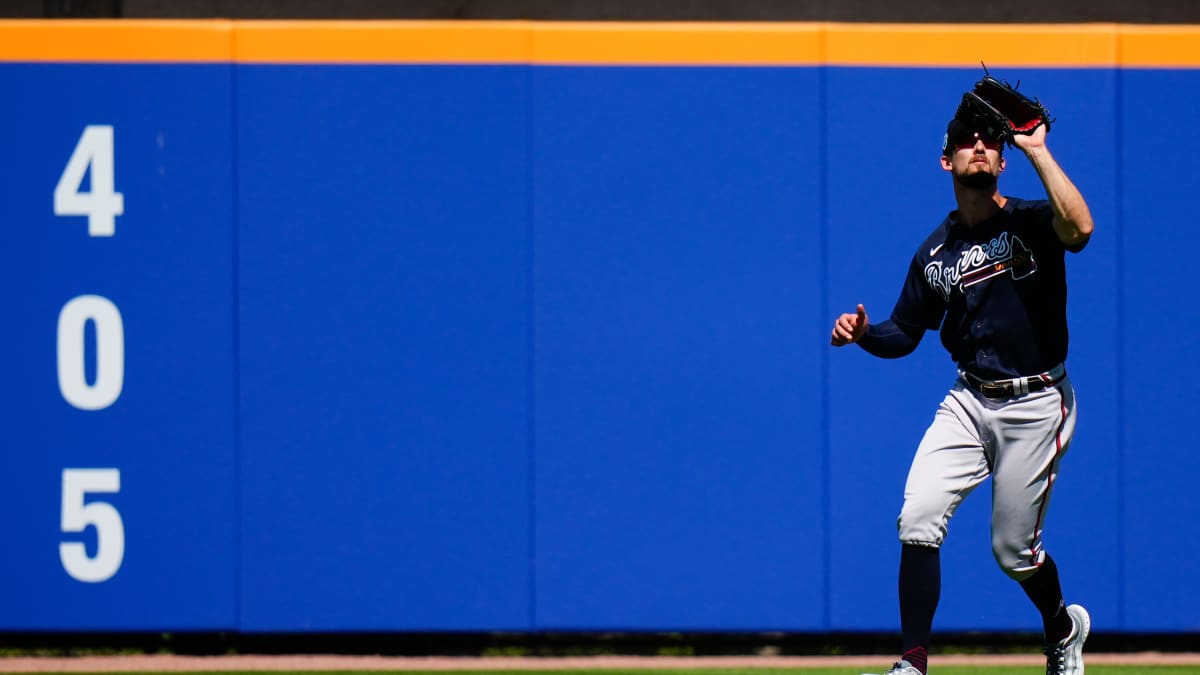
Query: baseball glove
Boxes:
[{"xmin": 954, "ymin": 70, "xmax": 1053, "ymax": 147}]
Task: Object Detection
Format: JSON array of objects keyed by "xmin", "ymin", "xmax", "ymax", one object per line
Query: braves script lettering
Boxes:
[{"xmin": 925, "ymin": 232, "xmax": 1031, "ymax": 300}]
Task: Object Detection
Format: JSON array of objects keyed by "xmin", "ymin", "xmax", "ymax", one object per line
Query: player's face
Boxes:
[{"xmin": 941, "ymin": 132, "xmax": 1005, "ymax": 188}]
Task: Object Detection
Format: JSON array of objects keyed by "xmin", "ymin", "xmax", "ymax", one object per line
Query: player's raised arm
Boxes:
[
  {"xmin": 830, "ymin": 304, "xmax": 869, "ymax": 346},
  {"xmin": 1012, "ymin": 127, "xmax": 1094, "ymax": 249}
]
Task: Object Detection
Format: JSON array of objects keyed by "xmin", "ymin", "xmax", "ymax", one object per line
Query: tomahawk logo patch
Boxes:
[{"xmin": 924, "ymin": 232, "xmax": 1037, "ymax": 300}]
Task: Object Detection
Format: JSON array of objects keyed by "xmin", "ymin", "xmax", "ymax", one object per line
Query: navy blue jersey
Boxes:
[{"xmin": 863, "ymin": 197, "xmax": 1083, "ymax": 380}]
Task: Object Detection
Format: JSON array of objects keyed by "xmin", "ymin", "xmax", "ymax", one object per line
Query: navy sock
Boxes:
[
  {"xmin": 1018, "ymin": 554, "xmax": 1073, "ymax": 642},
  {"xmin": 899, "ymin": 544, "xmax": 940, "ymax": 673}
]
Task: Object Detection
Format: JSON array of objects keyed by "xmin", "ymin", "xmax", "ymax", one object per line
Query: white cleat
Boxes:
[
  {"xmin": 862, "ymin": 660, "xmax": 923, "ymax": 675},
  {"xmin": 1044, "ymin": 604, "xmax": 1090, "ymax": 675}
]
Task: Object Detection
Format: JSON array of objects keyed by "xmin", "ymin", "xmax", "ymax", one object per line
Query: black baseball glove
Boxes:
[{"xmin": 954, "ymin": 70, "xmax": 1053, "ymax": 147}]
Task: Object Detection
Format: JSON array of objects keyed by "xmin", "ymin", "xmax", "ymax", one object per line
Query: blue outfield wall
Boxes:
[
  {"xmin": 1, "ymin": 60, "xmax": 1197, "ymax": 633},
  {"xmin": 533, "ymin": 66, "xmax": 826, "ymax": 631},
  {"xmin": 1118, "ymin": 69, "xmax": 1200, "ymax": 632},
  {"xmin": 0, "ymin": 63, "xmax": 239, "ymax": 630}
]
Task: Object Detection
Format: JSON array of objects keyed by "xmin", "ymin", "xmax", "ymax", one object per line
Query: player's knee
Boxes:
[
  {"xmin": 897, "ymin": 498, "xmax": 948, "ymax": 547},
  {"xmin": 991, "ymin": 536, "xmax": 1043, "ymax": 581}
]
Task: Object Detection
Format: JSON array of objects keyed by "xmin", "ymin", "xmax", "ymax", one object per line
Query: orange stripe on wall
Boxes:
[
  {"xmin": 0, "ymin": 20, "xmax": 1196, "ymax": 68},
  {"xmin": 1120, "ymin": 25, "xmax": 1200, "ymax": 68},
  {"xmin": 0, "ymin": 19, "xmax": 231, "ymax": 62},
  {"xmin": 825, "ymin": 23, "xmax": 1119, "ymax": 68},
  {"xmin": 234, "ymin": 20, "xmax": 530, "ymax": 64},
  {"xmin": 531, "ymin": 22, "xmax": 821, "ymax": 65}
]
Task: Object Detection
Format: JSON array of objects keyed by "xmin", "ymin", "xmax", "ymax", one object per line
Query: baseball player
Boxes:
[{"xmin": 830, "ymin": 100, "xmax": 1094, "ymax": 675}]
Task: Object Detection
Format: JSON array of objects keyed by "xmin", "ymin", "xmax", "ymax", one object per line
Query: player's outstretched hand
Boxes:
[
  {"xmin": 830, "ymin": 304, "xmax": 869, "ymax": 346},
  {"xmin": 1012, "ymin": 123, "xmax": 1048, "ymax": 152}
]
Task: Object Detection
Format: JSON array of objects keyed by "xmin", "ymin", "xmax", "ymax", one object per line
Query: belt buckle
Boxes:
[{"xmin": 980, "ymin": 381, "xmax": 1009, "ymax": 398}]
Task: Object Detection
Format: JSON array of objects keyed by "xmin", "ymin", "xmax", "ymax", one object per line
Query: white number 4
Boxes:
[
  {"xmin": 53, "ymin": 125, "xmax": 125, "ymax": 237},
  {"xmin": 60, "ymin": 468, "xmax": 125, "ymax": 583}
]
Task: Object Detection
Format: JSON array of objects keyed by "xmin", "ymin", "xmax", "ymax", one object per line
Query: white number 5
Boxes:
[
  {"xmin": 60, "ymin": 468, "xmax": 125, "ymax": 583},
  {"xmin": 54, "ymin": 125, "xmax": 124, "ymax": 237}
]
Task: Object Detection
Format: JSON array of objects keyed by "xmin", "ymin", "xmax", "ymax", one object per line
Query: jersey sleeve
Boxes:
[
  {"xmin": 859, "ymin": 318, "xmax": 923, "ymax": 358},
  {"xmin": 858, "ymin": 250, "xmax": 946, "ymax": 358},
  {"xmin": 892, "ymin": 250, "xmax": 947, "ymax": 332}
]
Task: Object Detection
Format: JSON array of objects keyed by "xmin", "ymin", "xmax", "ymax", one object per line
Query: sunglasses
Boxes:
[{"xmin": 952, "ymin": 132, "xmax": 1002, "ymax": 151}]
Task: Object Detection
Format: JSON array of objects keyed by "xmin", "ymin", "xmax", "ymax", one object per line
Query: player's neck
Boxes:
[{"xmin": 954, "ymin": 188, "xmax": 1007, "ymax": 226}]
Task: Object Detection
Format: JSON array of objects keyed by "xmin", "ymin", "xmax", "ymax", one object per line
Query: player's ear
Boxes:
[
  {"xmin": 998, "ymin": 155, "xmax": 1006, "ymax": 173},
  {"xmin": 940, "ymin": 154, "xmax": 953, "ymax": 171}
]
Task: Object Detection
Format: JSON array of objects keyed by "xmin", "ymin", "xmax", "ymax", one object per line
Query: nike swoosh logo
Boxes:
[{"xmin": 930, "ymin": 243, "xmax": 944, "ymax": 256}]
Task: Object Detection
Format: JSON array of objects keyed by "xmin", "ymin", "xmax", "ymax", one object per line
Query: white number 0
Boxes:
[
  {"xmin": 53, "ymin": 125, "xmax": 124, "ymax": 237},
  {"xmin": 57, "ymin": 295, "xmax": 124, "ymax": 411},
  {"xmin": 60, "ymin": 469, "xmax": 124, "ymax": 583}
]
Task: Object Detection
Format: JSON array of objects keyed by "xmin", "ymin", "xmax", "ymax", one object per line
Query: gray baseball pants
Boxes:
[{"xmin": 897, "ymin": 373, "xmax": 1077, "ymax": 580}]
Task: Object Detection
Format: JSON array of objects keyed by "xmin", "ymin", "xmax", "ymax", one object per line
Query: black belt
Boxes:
[{"xmin": 960, "ymin": 364, "xmax": 1066, "ymax": 399}]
